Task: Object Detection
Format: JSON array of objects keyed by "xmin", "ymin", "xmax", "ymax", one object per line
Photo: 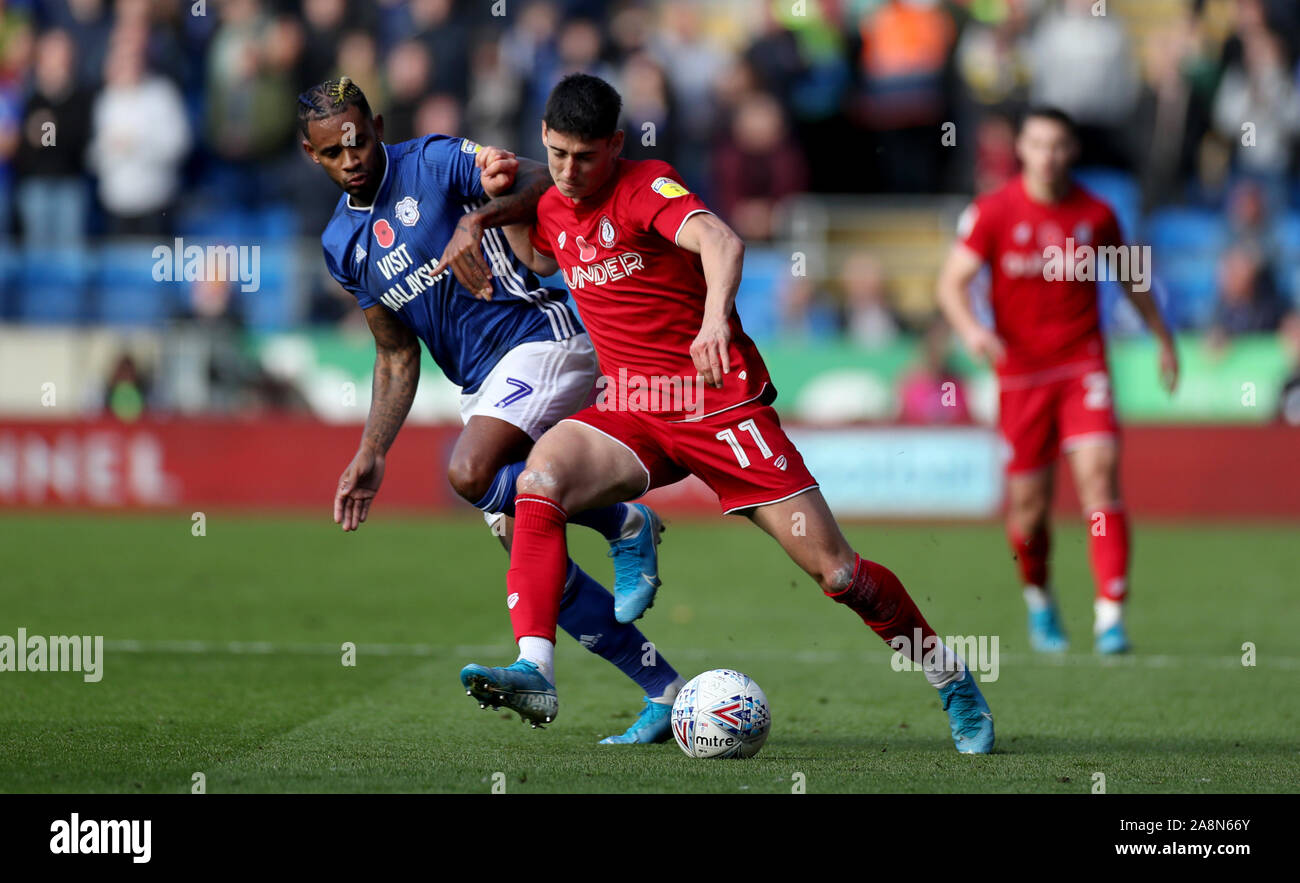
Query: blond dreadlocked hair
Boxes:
[{"xmin": 296, "ymin": 76, "xmax": 373, "ymax": 139}]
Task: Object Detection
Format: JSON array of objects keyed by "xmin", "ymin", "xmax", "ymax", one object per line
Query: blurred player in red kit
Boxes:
[
  {"xmin": 938, "ymin": 108, "xmax": 1179, "ymax": 654},
  {"xmin": 455, "ymin": 73, "xmax": 996, "ymax": 753}
]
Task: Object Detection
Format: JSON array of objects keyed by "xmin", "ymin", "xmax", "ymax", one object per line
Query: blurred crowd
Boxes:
[
  {"xmin": 5, "ymin": 0, "xmax": 1300, "ymax": 230},
  {"xmin": 2, "ymin": 0, "xmax": 1299, "ymax": 421}
]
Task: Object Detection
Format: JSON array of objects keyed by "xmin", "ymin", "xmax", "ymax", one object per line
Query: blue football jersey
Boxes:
[{"xmin": 321, "ymin": 134, "xmax": 579, "ymax": 393}]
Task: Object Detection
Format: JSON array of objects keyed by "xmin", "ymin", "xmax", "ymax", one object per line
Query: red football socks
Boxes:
[
  {"xmin": 507, "ymin": 494, "xmax": 570, "ymax": 643},
  {"xmin": 1088, "ymin": 505, "xmax": 1130, "ymax": 601},
  {"xmin": 824, "ymin": 555, "xmax": 937, "ymax": 662},
  {"xmin": 1008, "ymin": 523, "xmax": 1051, "ymax": 588}
]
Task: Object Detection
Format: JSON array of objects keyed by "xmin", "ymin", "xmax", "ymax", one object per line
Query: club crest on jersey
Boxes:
[
  {"xmin": 372, "ymin": 218, "xmax": 395, "ymax": 249},
  {"xmin": 395, "ymin": 196, "xmax": 420, "ymax": 227},
  {"xmin": 598, "ymin": 215, "xmax": 617, "ymax": 248},
  {"xmin": 650, "ymin": 176, "xmax": 688, "ymax": 198}
]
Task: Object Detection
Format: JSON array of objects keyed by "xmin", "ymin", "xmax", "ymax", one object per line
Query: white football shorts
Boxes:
[{"xmin": 458, "ymin": 332, "xmax": 599, "ymax": 441}]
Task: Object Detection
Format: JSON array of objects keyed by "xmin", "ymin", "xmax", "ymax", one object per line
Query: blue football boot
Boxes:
[
  {"xmin": 598, "ymin": 696, "xmax": 673, "ymax": 745},
  {"xmin": 608, "ymin": 503, "xmax": 664, "ymax": 623},
  {"xmin": 460, "ymin": 659, "xmax": 557, "ymax": 728},
  {"xmin": 937, "ymin": 668, "xmax": 995, "ymax": 754},
  {"xmin": 1028, "ymin": 604, "xmax": 1069, "ymax": 653},
  {"xmin": 1095, "ymin": 621, "xmax": 1132, "ymax": 655}
]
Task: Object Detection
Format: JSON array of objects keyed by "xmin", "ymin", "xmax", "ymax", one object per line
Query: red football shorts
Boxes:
[
  {"xmin": 563, "ymin": 399, "xmax": 819, "ymax": 514},
  {"xmin": 998, "ymin": 363, "xmax": 1120, "ymax": 474}
]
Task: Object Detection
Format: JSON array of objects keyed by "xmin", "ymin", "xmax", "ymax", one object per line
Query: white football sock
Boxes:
[
  {"xmin": 517, "ymin": 636, "xmax": 555, "ymax": 684},
  {"xmin": 1094, "ymin": 598, "xmax": 1123, "ymax": 634},
  {"xmin": 650, "ymin": 675, "xmax": 686, "ymax": 704},
  {"xmin": 922, "ymin": 639, "xmax": 965, "ymax": 689},
  {"xmin": 1023, "ymin": 585, "xmax": 1052, "ymax": 612}
]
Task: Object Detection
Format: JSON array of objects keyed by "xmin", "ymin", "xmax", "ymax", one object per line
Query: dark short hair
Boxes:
[
  {"xmin": 543, "ymin": 73, "xmax": 622, "ymax": 140},
  {"xmin": 1018, "ymin": 106, "xmax": 1078, "ymax": 139},
  {"xmin": 297, "ymin": 76, "xmax": 372, "ymax": 140}
]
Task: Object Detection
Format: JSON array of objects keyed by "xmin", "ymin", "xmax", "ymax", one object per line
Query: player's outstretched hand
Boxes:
[
  {"xmin": 476, "ymin": 146, "xmax": 519, "ymax": 197},
  {"xmin": 1158, "ymin": 337, "xmax": 1179, "ymax": 394},
  {"xmin": 334, "ymin": 447, "xmax": 385, "ymax": 532},
  {"xmin": 432, "ymin": 214, "xmax": 493, "ymax": 299},
  {"xmin": 691, "ymin": 317, "xmax": 732, "ymax": 388},
  {"xmin": 961, "ymin": 325, "xmax": 1006, "ymax": 366}
]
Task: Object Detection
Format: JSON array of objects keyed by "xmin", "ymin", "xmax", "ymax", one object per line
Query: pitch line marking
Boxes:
[{"xmin": 100, "ymin": 640, "xmax": 1300, "ymax": 670}]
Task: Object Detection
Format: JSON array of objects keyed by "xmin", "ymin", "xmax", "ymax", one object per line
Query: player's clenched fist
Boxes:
[
  {"xmin": 691, "ymin": 317, "xmax": 732, "ymax": 388},
  {"xmin": 476, "ymin": 146, "xmax": 518, "ymax": 197},
  {"xmin": 334, "ymin": 447, "xmax": 385, "ymax": 532}
]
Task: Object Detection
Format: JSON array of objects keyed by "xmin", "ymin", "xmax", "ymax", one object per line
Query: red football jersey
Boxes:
[
  {"xmin": 531, "ymin": 158, "xmax": 771, "ymax": 421},
  {"xmin": 958, "ymin": 176, "xmax": 1122, "ymax": 380}
]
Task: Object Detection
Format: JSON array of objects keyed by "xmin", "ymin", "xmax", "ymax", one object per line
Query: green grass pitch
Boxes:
[{"xmin": 1, "ymin": 512, "xmax": 1296, "ymax": 793}]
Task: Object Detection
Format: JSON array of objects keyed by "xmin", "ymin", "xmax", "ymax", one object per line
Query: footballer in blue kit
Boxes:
[
  {"xmin": 298, "ymin": 76, "xmax": 683, "ymax": 740},
  {"xmin": 318, "ymin": 128, "xmax": 575, "ymax": 396}
]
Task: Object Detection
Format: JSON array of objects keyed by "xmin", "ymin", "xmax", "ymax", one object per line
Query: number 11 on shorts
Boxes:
[{"xmin": 715, "ymin": 418, "xmax": 772, "ymax": 468}]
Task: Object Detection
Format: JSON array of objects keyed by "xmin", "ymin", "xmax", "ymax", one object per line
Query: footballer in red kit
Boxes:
[
  {"xmin": 455, "ymin": 73, "xmax": 996, "ymax": 754},
  {"xmin": 938, "ymin": 107, "xmax": 1179, "ymax": 655},
  {"xmin": 527, "ymin": 159, "xmax": 772, "ymax": 422},
  {"xmin": 525, "ymin": 156, "xmax": 814, "ymax": 513}
]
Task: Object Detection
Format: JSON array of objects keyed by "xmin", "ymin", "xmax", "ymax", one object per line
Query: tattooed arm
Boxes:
[
  {"xmin": 433, "ymin": 152, "xmax": 554, "ymax": 298},
  {"xmin": 333, "ymin": 304, "xmax": 421, "ymax": 531}
]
